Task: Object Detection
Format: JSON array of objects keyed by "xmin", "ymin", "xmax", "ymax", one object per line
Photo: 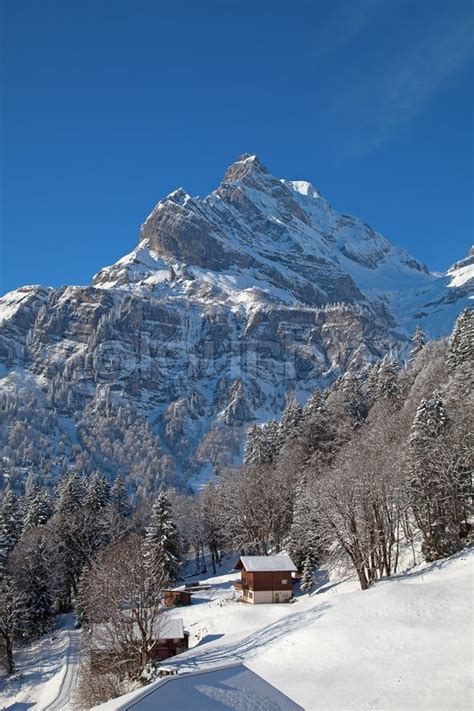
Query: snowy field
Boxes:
[
  {"xmin": 1, "ymin": 548, "xmax": 472, "ymax": 711},
  {"xmin": 98, "ymin": 547, "xmax": 473, "ymax": 711}
]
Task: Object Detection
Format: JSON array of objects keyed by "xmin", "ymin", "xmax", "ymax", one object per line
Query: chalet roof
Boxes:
[
  {"xmin": 92, "ymin": 663, "xmax": 304, "ymax": 710},
  {"xmin": 234, "ymin": 554, "xmax": 297, "ymax": 573},
  {"xmin": 92, "ymin": 617, "xmax": 185, "ymax": 650},
  {"xmin": 164, "ymin": 587, "xmax": 192, "ymax": 594}
]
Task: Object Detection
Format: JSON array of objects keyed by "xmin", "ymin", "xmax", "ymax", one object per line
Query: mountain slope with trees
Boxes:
[{"xmin": 0, "ymin": 309, "xmax": 471, "ymax": 703}]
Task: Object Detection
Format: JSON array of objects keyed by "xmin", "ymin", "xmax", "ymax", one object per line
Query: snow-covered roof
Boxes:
[
  {"xmin": 92, "ymin": 617, "xmax": 185, "ymax": 650},
  {"xmin": 235, "ymin": 554, "xmax": 297, "ymax": 572},
  {"xmin": 92, "ymin": 663, "xmax": 303, "ymax": 710}
]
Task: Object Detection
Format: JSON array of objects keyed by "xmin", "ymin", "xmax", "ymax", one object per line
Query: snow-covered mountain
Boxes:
[{"xmin": 0, "ymin": 155, "xmax": 472, "ymax": 491}]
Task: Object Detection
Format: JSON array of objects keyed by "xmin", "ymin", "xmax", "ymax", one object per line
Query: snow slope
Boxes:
[
  {"xmin": 0, "ymin": 613, "xmax": 81, "ymax": 711},
  {"xmin": 448, "ymin": 263, "xmax": 474, "ymax": 289},
  {"xmin": 97, "ymin": 548, "xmax": 473, "ymax": 711}
]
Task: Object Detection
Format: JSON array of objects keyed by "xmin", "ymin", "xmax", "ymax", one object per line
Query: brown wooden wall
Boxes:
[{"xmin": 243, "ymin": 571, "xmax": 293, "ymax": 591}]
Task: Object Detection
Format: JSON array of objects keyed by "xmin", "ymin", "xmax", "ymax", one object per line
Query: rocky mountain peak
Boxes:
[
  {"xmin": 221, "ymin": 153, "xmax": 269, "ymax": 184},
  {"xmin": 1, "ymin": 155, "xmax": 472, "ymax": 494},
  {"xmin": 96, "ymin": 154, "xmax": 471, "ymax": 324},
  {"xmin": 163, "ymin": 187, "xmax": 191, "ymax": 206}
]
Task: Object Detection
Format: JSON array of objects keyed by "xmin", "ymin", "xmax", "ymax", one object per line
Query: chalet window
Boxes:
[
  {"xmin": 249, "ymin": 591, "xmax": 253, "ymax": 599},
  {"xmin": 281, "ymin": 579, "xmax": 288, "ymax": 584}
]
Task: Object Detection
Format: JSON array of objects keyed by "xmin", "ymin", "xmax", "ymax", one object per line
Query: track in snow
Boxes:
[
  {"xmin": 0, "ymin": 613, "xmax": 82, "ymax": 711},
  {"xmin": 43, "ymin": 626, "xmax": 81, "ymax": 710}
]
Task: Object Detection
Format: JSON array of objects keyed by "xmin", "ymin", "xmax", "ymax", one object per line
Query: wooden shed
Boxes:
[{"xmin": 164, "ymin": 588, "xmax": 193, "ymax": 607}]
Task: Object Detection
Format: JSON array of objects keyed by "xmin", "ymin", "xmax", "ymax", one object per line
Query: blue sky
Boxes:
[{"xmin": 2, "ymin": 0, "xmax": 473, "ymax": 294}]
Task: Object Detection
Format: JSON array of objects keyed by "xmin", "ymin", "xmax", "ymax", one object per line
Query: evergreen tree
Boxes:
[
  {"xmin": 0, "ymin": 574, "xmax": 28, "ymax": 674},
  {"xmin": 376, "ymin": 355, "xmax": 401, "ymax": 406},
  {"xmin": 243, "ymin": 424, "xmax": 264, "ymax": 466},
  {"xmin": 144, "ymin": 492, "xmax": 181, "ymax": 591},
  {"xmin": 339, "ymin": 369, "xmax": 367, "ymax": 425},
  {"xmin": 276, "ymin": 392, "xmax": 304, "ymax": 458},
  {"xmin": 105, "ymin": 475, "xmax": 132, "ymax": 542},
  {"xmin": 289, "ymin": 479, "xmax": 320, "ymax": 570},
  {"xmin": 410, "ymin": 392, "xmax": 448, "ymax": 447},
  {"xmin": 201, "ymin": 484, "xmax": 223, "ymax": 575},
  {"xmin": 55, "ymin": 471, "xmax": 84, "ymax": 515},
  {"xmin": 24, "ymin": 472, "xmax": 38, "ymax": 499},
  {"xmin": 10, "ymin": 530, "xmax": 56, "ymax": 637},
  {"xmin": 364, "ymin": 361, "xmax": 380, "ymax": 409},
  {"xmin": 280, "ymin": 394, "xmax": 303, "ymax": 440},
  {"xmin": 300, "ymin": 551, "xmax": 316, "ymax": 593},
  {"xmin": 22, "ymin": 489, "xmax": 53, "ymax": 534},
  {"xmin": 85, "ymin": 472, "xmax": 110, "ymax": 513},
  {"xmin": 109, "ymin": 475, "xmax": 130, "ymax": 517},
  {"xmin": 262, "ymin": 420, "xmax": 283, "ymax": 461},
  {"xmin": 243, "ymin": 421, "xmax": 281, "ymax": 466},
  {"xmin": 409, "ymin": 325, "xmax": 426, "ymax": 364},
  {"xmin": 408, "ymin": 392, "xmax": 468, "ymax": 561},
  {"xmin": 0, "ymin": 489, "xmax": 22, "ymax": 564},
  {"xmin": 303, "ymin": 389, "xmax": 324, "ymax": 419},
  {"xmin": 448, "ymin": 308, "xmax": 474, "ymax": 368}
]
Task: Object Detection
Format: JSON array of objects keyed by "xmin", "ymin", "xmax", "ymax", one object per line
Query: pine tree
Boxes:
[
  {"xmin": 243, "ymin": 421, "xmax": 281, "ymax": 466},
  {"xmin": 201, "ymin": 484, "xmax": 223, "ymax": 575},
  {"xmin": 11, "ymin": 531, "xmax": 56, "ymax": 637},
  {"xmin": 303, "ymin": 389, "xmax": 324, "ymax": 419},
  {"xmin": 261, "ymin": 420, "xmax": 283, "ymax": 461},
  {"xmin": 279, "ymin": 393, "xmax": 303, "ymax": 446},
  {"xmin": 448, "ymin": 308, "xmax": 474, "ymax": 368},
  {"xmin": 85, "ymin": 472, "xmax": 110, "ymax": 513},
  {"xmin": 376, "ymin": 355, "xmax": 401, "ymax": 406},
  {"xmin": 22, "ymin": 489, "xmax": 53, "ymax": 534},
  {"xmin": 364, "ymin": 361, "xmax": 380, "ymax": 409},
  {"xmin": 410, "ymin": 392, "xmax": 448, "ymax": 450},
  {"xmin": 24, "ymin": 472, "xmax": 37, "ymax": 499},
  {"xmin": 409, "ymin": 325, "xmax": 426, "ymax": 364},
  {"xmin": 105, "ymin": 475, "xmax": 131, "ymax": 542},
  {"xmin": 55, "ymin": 471, "xmax": 84, "ymax": 515},
  {"xmin": 289, "ymin": 480, "xmax": 320, "ymax": 570},
  {"xmin": 243, "ymin": 424, "xmax": 264, "ymax": 465},
  {"xmin": 300, "ymin": 551, "xmax": 316, "ymax": 593},
  {"xmin": 0, "ymin": 574, "xmax": 28, "ymax": 674},
  {"xmin": 408, "ymin": 392, "xmax": 466, "ymax": 561},
  {"xmin": 144, "ymin": 492, "xmax": 181, "ymax": 591},
  {"xmin": 109, "ymin": 475, "xmax": 130, "ymax": 517},
  {"xmin": 0, "ymin": 489, "xmax": 22, "ymax": 564},
  {"xmin": 339, "ymin": 369, "xmax": 367, "ymax": 425}
]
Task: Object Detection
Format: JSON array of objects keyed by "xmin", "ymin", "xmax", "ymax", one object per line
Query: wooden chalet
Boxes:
[
  {"xmin": 234, "ymin": 554, "xmax": 297, "ymax": 604},
  {"xmin": 91, "ymin": 617, "xmax": 189, "ymax": 673}
]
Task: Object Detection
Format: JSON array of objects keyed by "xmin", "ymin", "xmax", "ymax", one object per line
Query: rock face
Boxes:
[{"xmin": 0, "ymin": 155, "xmax": 472, "ymax": 493}]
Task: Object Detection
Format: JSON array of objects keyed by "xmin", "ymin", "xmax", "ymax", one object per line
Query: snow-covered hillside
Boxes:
[
  {"xmin": 95, "ymin": 547, "xmax": 474, "ymax": 711},
  {"xmin": 0, "ymin": 155, "xmax": 472, "ymax": 490}
]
